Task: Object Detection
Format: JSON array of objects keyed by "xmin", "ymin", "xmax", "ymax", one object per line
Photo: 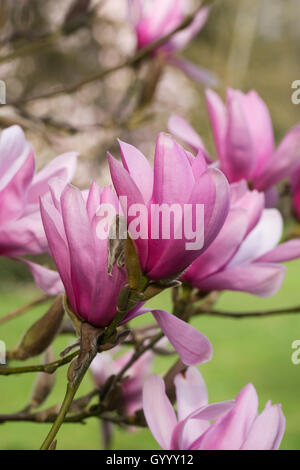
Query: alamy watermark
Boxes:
[
  {"xmin": 0, "ymin": 80, "xmax": 6, "ymax": 104},
  {"xmin": 291, "ymin": 340, "xmax": 300, "ymax": 365},
  {"xmin": 96, "ymin": 197, "xmax": 205, "ymax": 250},
  {"xmin": 291, "ymin": 80, "xmax": 300, "ymax": 105},
  {"xmin": 0, "ymin": 340, "xmax": 6, "ymax": 364}
]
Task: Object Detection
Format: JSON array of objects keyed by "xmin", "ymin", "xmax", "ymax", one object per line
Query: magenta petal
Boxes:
[{"xmin": 143, "ymin": 374, "xmax": 177, "ymax": 450}]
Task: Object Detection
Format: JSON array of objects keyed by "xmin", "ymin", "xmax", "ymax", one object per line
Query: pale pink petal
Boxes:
[
  {"xmin": 241, "ymin": 405, "xmax": 285, "ymax": 450},
  {"xmin": 197, "ymin": 262, "xmax": 286, "ymax": 297},
  {"xmin": 256, "ymin": 239, "xmax": 300, "ymax": 263},
  {"xmin": 205, "ymin": 89, "xmax": 227, "ymax": 163},
  {"xmin": 169, "ymin": 56, "xmax": 219, "ymax": 87},
  {"xmin": 143, "ymin": 374, "xmax": 177, "ymax": 450},
  {"xmin": 20, "ymin": 259, "xmax": 64, "ymax": 296},
  {"xmin": 168, "ymin": 115, "xmax": 207, "ymax": 154},
  {"xmin": 118, "ymin": 139, "xmax": 153, "ymax": 204}
]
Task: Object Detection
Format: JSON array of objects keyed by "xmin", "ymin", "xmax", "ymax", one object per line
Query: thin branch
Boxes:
[
  {"xmin": 9, "ymin": 1, "xmax": 213, "ymax": 106},
  {"xmin": 0, "ymin": 350, "xmax": 79, "ymax": 376},
  {"xmin": 0, "ymin": 295, "xmax": 50, "ymax": 326},
  {"xmin": 195, "ymin": 305, "xmax": 300, "ymax": 319}
]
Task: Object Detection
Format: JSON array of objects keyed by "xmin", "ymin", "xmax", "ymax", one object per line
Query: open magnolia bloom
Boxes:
[
  {"xmin": 0, "ymin": 125, "xmax": 77, "ymax": 256},
  {"xmin": 127, "ymin": 0, "xmax": 217, "ymax": 86},
  {"xmin": 169, "ymin": 88, "xmax": 300, "ymax": 204},
  {"xmin": 33, "ymin": 179, "xmax": 212, "ymax": 366},
  {"xmin": 182, "ymin": 181, "xmax": 300, "ymax": 297},
  {"xmin": 143, "ymin": 367, "xmax": 285, "ymax": 450},
  {"xmin": 108, "ymin": 133, "xmax": 230, "ymax": 280},
  {"xmin": 91, "ymin": 347, "xmax": 154, "ymax": 416}
]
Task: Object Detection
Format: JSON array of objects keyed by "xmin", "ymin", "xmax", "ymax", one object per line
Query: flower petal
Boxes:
[{"xmin": 143, "ymin": 374, "xmax": 177, "ymax": 450}]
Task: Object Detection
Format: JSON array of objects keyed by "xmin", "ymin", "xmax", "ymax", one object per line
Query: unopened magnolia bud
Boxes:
[{"xmin": 10, "ymin": 296, "xmax": 64, "ymax": 361}]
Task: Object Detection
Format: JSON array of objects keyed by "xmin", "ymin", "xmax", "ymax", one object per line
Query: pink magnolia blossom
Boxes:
[
  {"xmin": 143, "ymin": 367, "xmax": 285, "ymax": 450},
  {"xmin": 37, "ymin": 179, "xmax": 212, "ymax": 366},
  {"xmin": 127, "ymin": 0, "xmax": 217, "ymax": 86},
  {"xmin": 91, "ymin": 347, "xmax": 153, "ymax": 415},
  {"xmin": 181, "ymin": 181, "xmax": 300, "ymax": 297},
  {"xmin": 39, "ymin": 180, "xmax": 127, "ymax": 326},
  {"xmin": 169, "ymin": 89, "xmax": 300, "ymax": 196},
  {"xmin": 108, "ymin": 133, "xmax": 230, "ymax": 280},
  {"xmin": 0, "ymin": 125, "xmax": 77, "ymax": 256}
]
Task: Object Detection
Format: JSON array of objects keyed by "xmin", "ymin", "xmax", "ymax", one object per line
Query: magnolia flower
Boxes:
[
  {"xmin": 0, "ymin": 125, "xmax": 77, "ymax": 256},
  {"xmin": 127, "ymin": 0, "xmax": 217, "ymax": 86},
  {"xmin": 36, "ymin": 179, "xmax": 212, "ymax": 366},
  {"xmin": 143, "ymin": 367, "xmax": 285, "ymax": 450},
  {"xmin": 39, "ymin": 180, "xmax": 127, "ymax": 326},
  {"xmin": 182, "ymin": 181, "xmax": 300, "ymax": 297},
  {"xmin": 169, "ymin": 89, "xmax": 300, "ymax": 200},
  {"xmin": 108, "ymin": 133, "xmax": 230, "ymax": 280},
  {"xmin": 91, "ymin": 347, "xmax": 153, "ymax": 415}
]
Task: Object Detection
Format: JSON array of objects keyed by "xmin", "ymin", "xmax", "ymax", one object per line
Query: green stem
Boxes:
[{"xmin": 0, "ymin": 350, "xmax": 79, "ymax": 376}]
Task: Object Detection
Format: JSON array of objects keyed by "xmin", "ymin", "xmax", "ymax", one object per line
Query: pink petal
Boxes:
[
  {"xmin": 183, "ymin": 207, "xmax": 248, "ymax": 285},
  {"xmin": 60, "ymin": 184, "xmax": 96, "ymax": 322},
  {"xmin": 143, "ymin": 374, "xmax": 177, "ymax": 450},
  {"xmin": 20, "ymin": 259, "xmax": 64, "ymax": 296},
  {"xmin": 168, "ymin": 114, "xmax": 207, "ymax": 154},
  {"xmin": 257, "ymin": 239, "xmax": 300, "ymax": 263},
  {"xmin": 175, "ymin": 367, "xmax": 208, "ymax": 421},
  {"xmin": 152, "ymin": 133, "xmax": 195, "ymax": 204},
  {"xmin": 118, "ymin": 139, "xmax": 153, "ymax": 204},
  {"xmin": 169, "ymin": 56, "xmax": 219, "ymax": 87},
  {"xmin": 241, "ymin": 404, "xmax": 285, "ymax": 450},
  {"xmin": 195, "ymin": 383, "xmax": 258, "ymax": 450},
  {"xmin": 229, "ymin": 209, "xmax": 283, "ymax": 267},
  {"xmin": 255, "ymin": 123, "xmax": 300, "ymax": 190},
  {"xmin": 205, "ymin": 89, "xmax": 228, "ymax": 163},
  {"xmin": 40, "ymin": 192, "xmax": 76, "ymax": 309},
  {"xmin": 27, "ymin": 152, "xmax": 78, "ymax": 205},
  {"xmin": 225, "ymin": 89, "xmax": 256, "ymax": 182},
  {"xmin": 169, "ymin": 7, "xmax": 210, "ymax": 51},
  {"xmin": 152, "ymin": 310, "xmax": 212, "ymax": 366},
  {"xmin": 197, "ymin": 262, "xmax": 286, "ymax": 297}
]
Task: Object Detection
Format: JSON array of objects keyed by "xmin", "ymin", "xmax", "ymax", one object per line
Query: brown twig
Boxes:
[
  {"xmin": 0, "ymin": 295, "xmax": 50, "ymax": 326},
  {"xmin": 9, "ymin": 1, "xmax": 213, "ymax": 106},
  {"xmin": 195, "ymin": 305, "xmax": 300, "ymax": 319}
]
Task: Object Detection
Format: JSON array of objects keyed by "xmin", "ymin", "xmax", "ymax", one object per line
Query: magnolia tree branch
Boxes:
[
  {"xmin": 195, "ymin": 305, "xmax": 300, "ymax": 319},
  {"xmin": 9, "ymin": 0, "xmax": 214, "ymax": 106},
  {"xmin": 0, "ymin": 295, "xmax": 50, "ymax": 326},
  {"xmin": 0, "ymin": 350, "xmax": 79, "ymax": 376}
]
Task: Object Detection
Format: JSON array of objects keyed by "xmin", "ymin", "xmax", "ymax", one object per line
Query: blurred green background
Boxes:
[{"xmin": 1, "ymin": 258, "xmax": 300, "ymax": 450}]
